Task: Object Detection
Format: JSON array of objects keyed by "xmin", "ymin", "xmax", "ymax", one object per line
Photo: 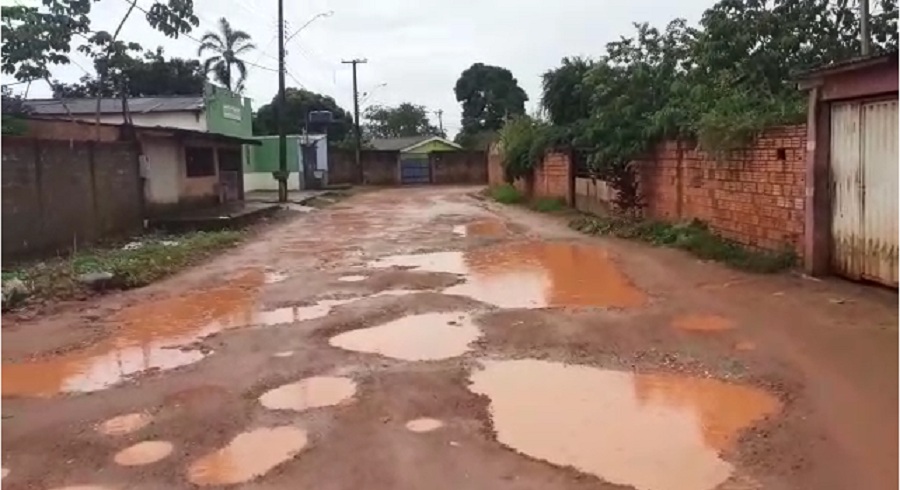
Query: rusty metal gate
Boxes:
[{"xmin": 830, "ymin": 98, "xmax": 898, "ymax": 287}]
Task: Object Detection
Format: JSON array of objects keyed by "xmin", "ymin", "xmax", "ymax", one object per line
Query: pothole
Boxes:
[
  {"xmin": 187, "ymin": 426, "xmax": 308, "ymax": 486},
  {"xmin": 369, "ymin": 251, "xmax": 467, "ymax": 275},
  {"xmin": 672, "ymin": 314, "xmax": 734, "ymax": 332},
  {"xmin": 97, "ymin": 412, "xmax": 153, "ymax": 436},
  {"xmin": 113, "ymin": 440, "xmax": 174, "ymax": 466},
  {"xmin": 468, "ymin": 358, "xmax": 781, "ymax": 490},
  {"xmin": 405, "ymin": 418, "xmax": 444, "ymax": 432},
  {"xmin": 259, "ymin": 376, "xmax": 357, "ymax": 411},
  {"xmin": 329, "ymin": 312, "xmax": 481, "ymax": 361},
  {"xmin": 338, "ymin": 275, "xmax": 368, "ymax": 282}
]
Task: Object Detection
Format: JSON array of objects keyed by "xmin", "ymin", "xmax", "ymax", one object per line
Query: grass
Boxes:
[
  {"xmin": 489, "ymin": 184, "xmax": 525, "ymax": 204},
  {"xmin": 569, "ymin": 215, "xmax": 797, "ymax": 273},
  {"xmin": 2, "ymin": 230, "xmax": 243, "ymax": 310},
  {"xmin": 530, "ymin": 197, "xmax": 566, "ymax": 213}
]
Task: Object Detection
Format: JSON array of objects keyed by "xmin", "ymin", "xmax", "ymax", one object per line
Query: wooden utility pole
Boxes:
[
  {"xmin": 342, "ymin": 58, "xmax": 367, "ymax": 182},
  {"xmin": 860, "ymin": 0, "xmax": 871, "ymax": 55},
  {"xmin": 276, "ymin": 0, "xmax": 288, "ymax": 202}
]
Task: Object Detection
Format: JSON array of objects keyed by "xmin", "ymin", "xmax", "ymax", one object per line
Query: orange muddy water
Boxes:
[
  {"xmin": 258, "ymin": 376, "xmax": 357, "ymax": 411},
  {"xmin": 469, "ymin": 359, "xmax": 782, "ymax": 490},
  {"xmin": 186, "ymin": 426, "xmax": 309, "ymax": 486},
  {"xmin": 113, "ymin": 440, "xmax": 174, "ymax": 466},
  {"xmin": 329, "ymin": 312, "xmax": 481, "ymax": 361},
  {"xmin": 96, "ymin": 412, "xmax": 153, "ymax": 436}
]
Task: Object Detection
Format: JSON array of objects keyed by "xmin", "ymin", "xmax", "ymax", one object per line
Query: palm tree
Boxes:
[{"xmin": 198, "ymin": 18, "xmax": 255, "ymax": 93}]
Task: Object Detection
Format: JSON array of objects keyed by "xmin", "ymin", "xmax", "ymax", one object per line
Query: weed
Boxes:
[
  {"xmin": 569, "ymin": 215, "xmax": 796, "ymax": 273},
  {"xmin": 531, "ymin": 198, "xmax": 565, "ymax": 213},
  {"xmin": 490, "ymin": 184, "xmax": 524, "ymax": 204}
]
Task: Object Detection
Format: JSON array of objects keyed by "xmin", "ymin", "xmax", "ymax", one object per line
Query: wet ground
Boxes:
[{"xmin": 2, "ymin": 186, "xmax": 897, "ymax": 490}]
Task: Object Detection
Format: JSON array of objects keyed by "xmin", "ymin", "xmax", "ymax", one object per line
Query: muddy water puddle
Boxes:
[
  {"xmin": 453, "ymin": 219, "xmax": 509, "ymax": 238},
  {"xmin": 1, "ymin": 270, "xmax": 359, "ymax": 397},
  {"xmin": 113, "ymin": 440, "xmax": 174, "ymax": 466},
  {"xmin": 187, "ymin": 426, "xmax": 308, "ymax": 486},
  {"xmin": 97, "ymin": 412, "xmax": 153, "ymax": 436},
  {"xmin": 259, "ymin": 376, "xmax": 357, "ymax": 411},
  {"xmin": 672, "ymin": 314, "xmax": 734, "ymax": 332},
  {"xmin": 329, "ymin": 313, "xmax": 481, "ymax": 361},
  {"xmin": 405, "ymin": 418, "xmax": 444, "ymax": 432},
  {"xmin": 469, "ymin": 359, "xmax": 781, "ymax": 490},
  {"xmin": 369, "ymin": 251, "xmax": 468, "ymax": 274},
  {"xmin": 431, "ymin": 242, "xmax": 645, "ymax": 308}
]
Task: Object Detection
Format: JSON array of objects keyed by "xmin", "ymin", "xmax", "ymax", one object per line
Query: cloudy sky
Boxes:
[{"xmin": 5, "ymin": 0, "xmax": 712, "ymax": 137}]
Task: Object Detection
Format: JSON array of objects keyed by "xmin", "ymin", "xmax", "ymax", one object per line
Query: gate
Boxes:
[
  {"xmin": 400, "ymin": 156, "xmax": 431, "ymax": 185},
  {"xmin": 830, "ymin": 99, "xmax": 898, "ymax": 286}
]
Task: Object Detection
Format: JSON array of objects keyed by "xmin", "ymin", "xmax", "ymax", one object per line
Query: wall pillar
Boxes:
[{"xmin": 804, "ymin": 86, "xmax": 832, "ymax": 275}]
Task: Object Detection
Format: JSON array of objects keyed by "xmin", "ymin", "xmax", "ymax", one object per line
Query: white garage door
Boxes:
[{"xmin": 830, "ymin": 98, "xmax": 898, "ymax": 287}]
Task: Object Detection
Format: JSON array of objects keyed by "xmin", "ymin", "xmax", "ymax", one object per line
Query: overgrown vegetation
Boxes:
[
  {"xmin": 497, "ymin": 0, "xmax": 898, "ymax": 211},
  {"xmin": 569, "ymin": 215, "xmax": 797, "ymax": 273},
  {"xmin": 489, "ymin": 184, "xmax": 524, "ymax": 204},
  {"xmin": 2, "ymin": 231, "xmax": 242, "ymax": 310},
  {"xmin": 531, "ymin": 197, "xmax": 566, "ymax": 213}
]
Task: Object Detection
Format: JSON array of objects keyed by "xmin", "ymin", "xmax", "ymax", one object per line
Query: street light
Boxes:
[
  {"xmin": 287, "ymin": 11, "xmax": 334, "ymax": 42},
  {"xmin": 360, "ymin": 82, "xmax": 387, "ymax": 106}
]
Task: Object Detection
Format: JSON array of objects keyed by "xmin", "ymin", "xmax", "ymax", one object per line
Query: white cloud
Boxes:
[{"xmin": 6, "ymin": 0, "xmax": 713, "ymax": 136}]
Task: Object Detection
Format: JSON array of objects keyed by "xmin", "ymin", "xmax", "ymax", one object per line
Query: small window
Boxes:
[{"xmin": 185, "ymin": 147, "xmax": 216, "ymax": 177}]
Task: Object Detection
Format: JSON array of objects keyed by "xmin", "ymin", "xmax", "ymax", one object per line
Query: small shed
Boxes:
[
  {"xmin": 370, "ymin": 136, "xmax": 462, "ymax": 184},
  {"xmin": 798, "ymin": 51, "xmax": 898, "ymax": 287}
]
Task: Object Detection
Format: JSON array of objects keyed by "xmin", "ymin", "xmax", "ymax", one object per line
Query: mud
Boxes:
[
  {"xmin": 469, "ymin": 359, "xmax": 781, "ymax": 490},
  {"xmin": 2, "ymin": 187, "xmax": 896, "ymax": 490},
  {"xmin": 329, "ymin": 312, "xmax": 482, "ymax": 361},
  {"xmin": 258, "ymin": 376, "xmax": 357, "ymax": 411},
  {"xmin": 186, "ymin": 426, "xmax": 308, "ymax": 486}
]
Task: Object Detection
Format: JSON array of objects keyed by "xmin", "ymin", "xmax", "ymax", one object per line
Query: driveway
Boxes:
[{"xmin": 2, "ymin": 186, "xmax": 896, "ymax": 490}]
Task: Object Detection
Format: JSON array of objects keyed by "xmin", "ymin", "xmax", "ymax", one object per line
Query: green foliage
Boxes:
[
  {"xmin": 1, "ymin": 0, "xmax": 198, "ymax": 82},
  {"xmin": 489, "ymin": 184, "xmax": 524, "ymax": 204},
  {"xmin": 198, "ymin": 17, "xmax": 255, "ymax": 93},
  {"xmin": 2, "ymin": 231, "xmax": 242, "ymax": 309},
  {"xmin": 454, "ymin": 130, "xmax": 498, "ymax": 151},
  {"xmin": 533, "ymin": 0, "xmax": 899, "ymax": 211},
  {"xmin": 569, "ymin": 216, "xmax": 797, "ymax": 273},
  {"xmin": 51, "ymin": 47, "xmax": 206, "ymax": 98},
  {"xmin": 531, "ymin": 198, "xmax": 565, "ymax": 213},
  {"xmin": 363, "ymin": 103, "xmax": 443, "ymax": 139},
  {"xmin": 1, "ymin": 86, "xmax": 30, "ymax": 135},
  {"xmin": 254, "ymin": 88, "xmax": 354, "ymax": 142},
  {"xmin": 454, "ymin": 63, "xmax": 528, "ymax": 143}
]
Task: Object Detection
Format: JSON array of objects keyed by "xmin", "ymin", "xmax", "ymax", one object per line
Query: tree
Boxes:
[
  {"xmin": 2, "ymin": 86, "xmax": 31, "ymax": 135},
  {"xmin": 1, "ymin": 0, "xmax": 197, "ymax": 83},
  {"xmin": 454, "ymin": 63, "xmax": 528, "ymax": 146},
  {"xmin": 198, "ymin": 18, "xmax": 255, "ymax": 93},
  {"xmin": 254, "ymin": 87, "xmax": 354, "ymax": 142},
  {"xmin": 541, "ymin": 57, "xmax": 595, "ymax": 126},
  {"xmin": 52, "ymin": 47, "xmax": 206, "ymax": 98},
  {"xmin": 363, "ymin": 103, "xmax": 443, "ymax": 139}
]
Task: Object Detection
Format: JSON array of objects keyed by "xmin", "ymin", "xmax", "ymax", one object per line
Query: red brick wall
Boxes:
[
  {"xmin": 638, "ymin": 125, "xmax": 807, "ymax": 254},
  {"xmin": 487, "ymin": 143, "xmax": 505, "ymax": 186},
  {"xmin": 533, "ymin": 152, "xmax": 573, "ymax": 205},
  {"xmin": 328, "ymin": 149, "xmax": 400, "ymax": 185},
  {"xmin": 429, "ymin": 151, "xmax": 488, "ymax": 184}
]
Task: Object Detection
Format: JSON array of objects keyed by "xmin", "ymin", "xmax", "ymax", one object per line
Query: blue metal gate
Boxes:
[{"xmin": 400, "ymin": 157, "xmax": 431, "ymax": 185}]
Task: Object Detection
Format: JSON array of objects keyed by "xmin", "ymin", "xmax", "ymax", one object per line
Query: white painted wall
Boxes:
[
  {"xmin": 140, "ymin": 136, "xmax": 181, "ymax": 205},
  {"xmin": 71, "ymin": 111, "xmax": 207, "ymax": 131},
  {"xmin": 243, "ymin": 172, "xmax": 301, "ymax": 192}
]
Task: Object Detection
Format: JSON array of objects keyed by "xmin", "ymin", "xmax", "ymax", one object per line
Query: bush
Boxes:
[
  {"xmin": 569, "ymin": 215, "xmax": 796, "ymax": 273},
  {"xmin": 531, "ymin": 197, "xmax": 565, "ymax": 213},
  {"xmin": 490, "ymin": 184, "xmax": 524, "ymax": 204}
]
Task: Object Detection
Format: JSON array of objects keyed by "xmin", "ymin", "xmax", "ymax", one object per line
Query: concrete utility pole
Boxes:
[
  {"xmin": 276, "ymin": 0, "xmax": 288, "ymax": 202},
  {"xmin": 434, "ymin": 109, "xmax": 444, "ymax": 135},
  {"xmin": 342, "ymin": 58, "xmax": 367, "ymax": 182},
  {"xmin": 860, "ymin": 0, "xmax": 871, "ymax": 55}
]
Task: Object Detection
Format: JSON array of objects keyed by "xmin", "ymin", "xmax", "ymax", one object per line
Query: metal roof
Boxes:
[
  {"xmin": 25, "ymin": 96, "xmax": 205, "ymax": 115},
  {"xmin": 370, "ymin": 135, "xmax": 433, "ymax": 151},
  {"xmin": 795, "ymin": 50, "xmax": 898, "ymax": 80}
]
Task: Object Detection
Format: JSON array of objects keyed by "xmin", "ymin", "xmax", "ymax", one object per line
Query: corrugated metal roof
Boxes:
[
  {"xmin": 370, "ymin": 135, "xmax": 432, "ymax": 151},
  {"xmin": 795, "ymin": 50, "xmax": 898, "ymax": 80},
  {"xmin": 25, "ymin": 96, "xmax": 205, "ymax": 115}
]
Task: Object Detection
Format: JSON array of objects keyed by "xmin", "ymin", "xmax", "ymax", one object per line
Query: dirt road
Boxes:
[{"xmin": 2, "ymin": 186, "xmax": 897, "ymax": 490}]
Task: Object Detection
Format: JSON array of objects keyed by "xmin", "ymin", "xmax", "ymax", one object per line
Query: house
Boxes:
[
  {"xmin": 797, "ymin": 50, "xmax": 898, "ymax": 287},
  {"xmin": 24, "ymin": 84, "xmax": 259, "ymax": 216},
  {"xmin": 20, "ymin": 117, "xmax": 260, "ymax": 217},
  {"xmin": 244, "ymin": 133, "xmax": 329, "ymax": 191},
  {"xmin": 370, "ymin": 135, "xmax": 462, "ymax": 184}
]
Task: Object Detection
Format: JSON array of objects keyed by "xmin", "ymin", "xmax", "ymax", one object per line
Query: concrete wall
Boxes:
[
  {"xmin": 204, "ymin": 84, "xmax": 252, "ymax": 137},
  {"xmin": 328, "ymin": 149, "xmax": 400, "ymax": 185},
  {"xmin": 61, "ymin": 111, "xmax": 207, "ymax": 130},
  {"xmin": 430, "ymin": 151, "xmax": 488, "ymax": 184},
  {"xmin": 141, "ymin": 136, "xmax": 181, "ymax": 207},
  {"xmin": 24, "ymin": 118, "xmax": 120, "ymax": 141},
  {"xmin": 2, "ymin": 138, "xmax": 143, "ymax": 260}
]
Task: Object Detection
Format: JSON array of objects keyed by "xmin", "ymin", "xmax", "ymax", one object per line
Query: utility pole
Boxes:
[
  {"xmin": 342, "ymin": 58, "xmax": 367, "ymax": 183},
  {"xmin": 860, "ymin": 0, "xmax": 871, "ymax": 55},
  {"xmin": 434, "ymin": 109, "xmax": 444, "ymax": 135},
  {"xmin": 276, "ymin": 0, "xmax": 288, "ymax": 202}
]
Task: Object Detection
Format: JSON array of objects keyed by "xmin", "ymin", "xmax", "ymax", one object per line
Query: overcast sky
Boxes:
[{"xmin": 5, "ymin": 0, "xmax": 712, "ymax": 137}]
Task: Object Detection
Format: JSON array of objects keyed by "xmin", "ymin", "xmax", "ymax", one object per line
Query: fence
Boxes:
[
  {"xmin": 328, "ymin": 148, "xmax": 487, "ymax": 186},
  {"xmin": 2, "ymin": 137, "xmax": 143, "ymax": 260}
]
